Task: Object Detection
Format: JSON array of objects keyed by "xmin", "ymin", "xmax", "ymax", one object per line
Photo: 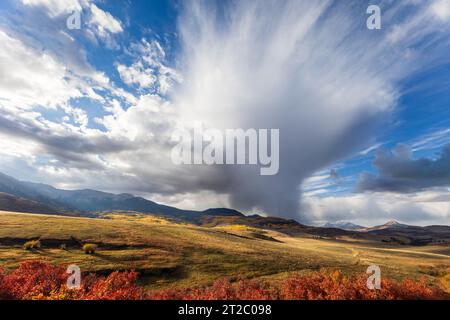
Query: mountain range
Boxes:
[
  {"xmin": 0, "ymin": 171, "xmax": 449, "ymax": 245},
  {"xmin": 0, "ymin": 172, "xmax": 241, "ymax": 221},
  {"xmin": 323, "ymin": 222, "xmax": 365, "ymax": 231}
]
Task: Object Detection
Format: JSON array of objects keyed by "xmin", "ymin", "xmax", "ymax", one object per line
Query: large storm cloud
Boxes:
[{"xmin": 168, "ymin": 0, "xmax": 450, "ymax": 219}]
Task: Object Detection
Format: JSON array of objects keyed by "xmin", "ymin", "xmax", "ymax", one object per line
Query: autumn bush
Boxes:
[
  {"xmin": 23, "ymin": 240, "xmax": 41, "ymax": 250},
  {"xmin": 82, "ymin": 244, "xmax": 97, "ymax": 254},
  {"xmin": 0, "ymin": 260, "xmax": 66, "ymax": 299},
  {"xmin": 0, "ymin": 261, "xmax": 144, "ymax": 300},
  {"xmin": 0, "ymin": 261, "xmax": 448, "ymax": 300},
  {"xmin": 149, "ymin": 270, "xmax": 449, "ymax": 300}
]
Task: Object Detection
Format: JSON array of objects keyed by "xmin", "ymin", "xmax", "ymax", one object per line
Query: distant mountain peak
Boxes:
[
  {"xmin": 361, "ymin": 220, "xmax": 411, "ymax": 233},
  {"xmin": 384, "ymin": 220, "xmax": 401, "ymax": 226},
  {"xmin": 323, "ymin": 221, "xmax": 365, "ymax": 231}
]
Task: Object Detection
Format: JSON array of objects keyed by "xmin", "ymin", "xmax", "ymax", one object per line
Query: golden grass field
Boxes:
[{"xmin": 0, "ymin": 211, "xmax": 448, "ymax": 291}]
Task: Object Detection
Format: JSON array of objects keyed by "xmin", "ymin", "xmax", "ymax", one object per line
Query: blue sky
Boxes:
[
  {"xmin": 0, "ymin": 0, "xmax": 449, "ymax": 226},
  {"xmin": 304, "ymin": 61, "xmax": 450, "ymax": 198}
]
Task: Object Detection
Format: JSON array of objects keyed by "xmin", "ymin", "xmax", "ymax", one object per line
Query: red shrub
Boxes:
[
  {"xmin": 150, "ymin": 278, "xmax": 279, "ymax": 300},
  {"xmin": 149, "ymin": 270, "xmax": 449, "ymax": 300},
  {"xmin": 77, "ymin": 271, "xmax": 144, "ymax": 300},
  {"xmin": 0, "ymin": 260, "xmax": 67, "ymax": 299},
  {"xmin": 0, "ymin": 260, "xmax": 144, "ymax": 300},
  {"xmin": 0, "ymin": 261, "xmax": 447, "ymax": 300}
]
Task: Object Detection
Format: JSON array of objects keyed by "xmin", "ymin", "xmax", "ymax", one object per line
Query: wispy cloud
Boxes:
[
  {"xmin": 412, "ymin": 128, "xmax": 450, "ymax": 151},
  {"xmin": 359, "ymin": 143, "xmax": 383, "ymax": 156}
]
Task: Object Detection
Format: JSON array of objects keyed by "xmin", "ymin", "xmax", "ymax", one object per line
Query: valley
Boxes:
[{"xmin": 0, "ymin": 211, "xmax": 448, "ymax": 291}]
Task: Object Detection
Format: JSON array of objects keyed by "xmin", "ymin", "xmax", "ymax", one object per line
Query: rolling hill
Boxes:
[
  {"xmin": 0, "ymin": 211, "xmax": 448, "ymax": 291},
  {"xmin": 361, "ymin": 220, "xmax": 450, "ymax": 245},
  {"xmin": 0, "ymin": 193, "xmax": 59, "ymax": 215},
  {"xmin": 0, "ymin": 172, "xmax": 236, "ymax": 221},
  {"xmin": 0, "ymin": 171, "xmax": 449, "ymax": 245}
]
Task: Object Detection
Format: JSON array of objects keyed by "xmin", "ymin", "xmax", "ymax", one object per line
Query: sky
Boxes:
[{"xmin": 0, "ymin": 0, "xmax": 449, "ymax": 226}]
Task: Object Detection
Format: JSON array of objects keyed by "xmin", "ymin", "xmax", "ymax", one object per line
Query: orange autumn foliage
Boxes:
[
  {"xmin": 149, "ymin": 271, "xmax": 448, "ymax": 300},
  {"xmin": 0, "ymin": 261, "xmax": 144, "ymax": 300},
  {"xmin": 0, "ymin": 260, "xmax": 448, "ymax": 300}
]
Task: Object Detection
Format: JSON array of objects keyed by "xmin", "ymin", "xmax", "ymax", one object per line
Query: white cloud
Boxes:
[
  {"xmin": 412, "ymin": 128, "xmax": 450, "ymax": 151},
  {"xmin": 0, "ymin": 26, "xmax": 119, "ymax": 116},
  {"xmin": 430, "ymin": 0, "xmax": 450, "ymax": 21},
  {"xmin": 150, "ymin": 191, "xmax": 231, "ymax": 212},
  {"xmin": 116, "ymin": 39, "xmax": 181, "ymax": 94},
  {"xmin": 117, "ymin": 63, "xmax": 156, "ymax": 89},
  {"xmin": 88, "ymin": 3, "xmax": 123, "ymax": 37},
  {"xmin": 387, "ymin": 0, "xmax": 450, "ymax": 44},
  {"xmin": 359, "ymin": 143, "xmax": 383, "ymax": 156},
  {"xmin": 302, "ymin": 190, "xmax": 450, "ymax": 226},
  {"xmin": 99, "ymin": 93, "xmax": 173, "ymax": 140},
  {"xmin": 0, "ymin": 30, "xmax": 82, "ymax": 109},
  {"xmin": 21, "ymin": 0, "xmax": 123, "ymax": 46},
  {"xmin": 62, "ymin": 105, "xmax": 89, "ymax": 128},
  {"xmin": 21, "ymin": 0, "xmax": 86, "ymax": 17},
  {"xmin": 303, "ymin": 172, "xmax": 334, "ymax": 194}
]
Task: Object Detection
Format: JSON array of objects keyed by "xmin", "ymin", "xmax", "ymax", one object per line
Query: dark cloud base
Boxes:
[{"xmin": 357, "ymin": 144, "xmax": 450, "ymax": 193}]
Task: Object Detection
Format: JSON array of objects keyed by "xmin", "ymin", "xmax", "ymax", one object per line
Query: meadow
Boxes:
[{"xmin": 0, "ymin": 211, "xmax": 448, "ymax": 294}]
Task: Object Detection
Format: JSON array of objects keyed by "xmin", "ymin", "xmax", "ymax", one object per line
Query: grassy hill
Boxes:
[
  {"xmin": 0, "ymin": 211, "xmax": 448, "ymax": 291},
  {"xmin": 1, "ymin": 171, "xmax": 448, "ymax": 248},
  {"xmin": 0, "ymin": 193, "xmax": 60, "ymax": 215}
]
